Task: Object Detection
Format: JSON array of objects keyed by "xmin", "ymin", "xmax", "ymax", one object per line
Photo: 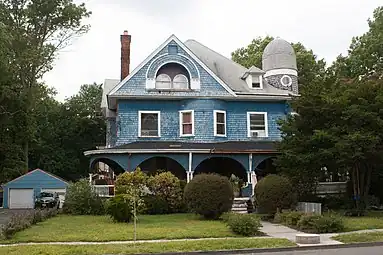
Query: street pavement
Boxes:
[{"xmin": 237, "ymin": 245, "xmax": 383, "ymax": 254}]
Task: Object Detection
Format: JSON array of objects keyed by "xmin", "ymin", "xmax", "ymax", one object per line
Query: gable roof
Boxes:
[
  {"xmin": 184, "ymin": 39, "xmax": 292, "ymax": 96},
  {"xmin": 3, "ymin": 169, "xmax": 68, "ymax": 186},
  {"xmin": 108, "ymin": 35, "xmax": 237, "ymax": 97}
]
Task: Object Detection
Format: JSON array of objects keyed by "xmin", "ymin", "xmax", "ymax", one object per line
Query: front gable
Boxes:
[
  {"xmin": 4, "ymin": 169, "xmax": 68, "ymax": 188},
  {"xmin": 108, "ymin": 35, "xmax": 236, "ymax": 102}
]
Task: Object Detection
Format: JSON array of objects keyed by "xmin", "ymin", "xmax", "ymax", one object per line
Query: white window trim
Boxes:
[
  {"xmin": 247, "ymin": 112, "xmax": 268, "ymax": 137},
  {"xmin": 138, "ymin": 111, "xmax": 161, "ymax": 137},
  {"xmin": 179, "ymin": 110, "xmax": 194, "ymax": 137},
  {"xmin": 214, "ymin": 110, "xmax": 226, "ymax": 137},
  {"xmin": 251, "ymin": 75, "xmax": 263, "ymax": 90}
]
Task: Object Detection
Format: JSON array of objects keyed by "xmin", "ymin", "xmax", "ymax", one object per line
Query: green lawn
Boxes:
[
  {"xmin": 2, "ymin": 214, "xmax": 240, "ymax": 243},
  {"xmin": 333, "ymin": 231, "xmax": 383, "ymax": 243},
  {"xmin": 341, "ymin": 211, "xmax": 383, "ymax": 232},
  {"xmin": 0, "ymin": 238, "xmax": 296, "ymax": 255}
]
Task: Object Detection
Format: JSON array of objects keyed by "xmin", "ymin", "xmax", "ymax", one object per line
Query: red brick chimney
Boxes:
[{"xmin": 120, "ymin": 30, "xmax": 131, "ymax": 80}]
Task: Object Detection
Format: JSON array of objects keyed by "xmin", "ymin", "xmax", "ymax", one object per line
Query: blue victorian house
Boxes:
[{"xmin": 85, "ymin": 31, "xmax": 298, "ymax": 197}]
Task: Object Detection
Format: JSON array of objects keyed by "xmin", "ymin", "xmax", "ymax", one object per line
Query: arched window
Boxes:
[
  {"xmin": 155, "ymin": 63, "xmax": 190, "ymax": 89},
  {"xmin": 173, "ymin": 74, "xmax": 189, "ymax": 89},
  {"xmin": 155, "ymin": 74, "xmax": 171, "ymax": 89}
]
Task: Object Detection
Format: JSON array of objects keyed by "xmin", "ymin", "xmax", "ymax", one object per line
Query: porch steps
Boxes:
[{"xmin": 231, "ymin": 197, "xmax": 250, "ymax": 214}]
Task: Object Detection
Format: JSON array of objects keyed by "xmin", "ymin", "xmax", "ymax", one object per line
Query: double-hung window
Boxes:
[
  {"xmin": 139, "ymin": 111, "xmax": 160, "ymax": 137},
  {"xmin": 214, "ymin": 110, "xmax": 226, "ymax": 136},
  {"xmin": 180, "ymin": 110, "xmax": 194, "ymax": 136},
  {"xmin": 247, "ymin": 112, "xmax": 268, "ymax": 137}
]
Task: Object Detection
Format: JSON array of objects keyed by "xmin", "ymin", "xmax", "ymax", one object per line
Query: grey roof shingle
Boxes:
[
  {"xmin": 101, "ymin": 79, "xmax": 119, "ymax": 109},
  {"xmin": 184, "ymin": 39, "xmax": 291, "ymax": 96}
]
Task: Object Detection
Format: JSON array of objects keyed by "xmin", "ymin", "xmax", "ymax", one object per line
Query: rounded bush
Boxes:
[
  {"xmin": 143, "ymin": 194, "xmax": 169, "ymax": 215},
  {"xmin": 254, "ymin": 174, "xmax": 297, "ymax": 214},
  {"xmin": 184, "ymin": 173, "xmax": 233, "ymax": 219},
  {"xmin": 106, "ymin": 194, "xmax": 133, "ymax": 223},
  {"xmin": 148, "ymin": 171, "xmax": 183, "ymax": 213},
  {"xmin": 226, "ymin": 214, "xmax": 262, "ymax": 236},
  {"xmin": 63, "ymin": 179, "xmax": 105, "ymax": 215}
]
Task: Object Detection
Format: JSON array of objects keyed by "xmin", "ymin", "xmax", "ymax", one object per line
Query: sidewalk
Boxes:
[
  {"xmin": 260, "ymin": 220, "xmax": 383, "ymax": 247},
  {"xmin": 0, "ymin": 236, "xmax": 272, "ymax": 247}
]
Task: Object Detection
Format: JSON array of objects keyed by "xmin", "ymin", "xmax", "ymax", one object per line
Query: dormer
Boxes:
[
  {"xmin": 241, "ymin": 66, "xmax": 265, "ymax": 90},
  {"xmin": 145, "ymin": 42, "xmax": 201, "ymax": 91}
]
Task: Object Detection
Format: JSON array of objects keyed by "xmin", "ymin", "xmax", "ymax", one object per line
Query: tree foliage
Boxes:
[
  {"xmin": 0, "ymin": 0, "xmax": 90, "ymax": 174},
  {"xmin": 276, "ymin": 6, "xmax": 383, "ymax": 210}
]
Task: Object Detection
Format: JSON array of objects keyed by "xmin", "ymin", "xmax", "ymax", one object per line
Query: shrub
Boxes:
[
  {"xmin": 63, "ymin": 179, "xmax": 105, "ymax": 215},
  {"xmin": 106, "ymin": 194, "xmax": 134, "ymax": 222},
  {"xmin": 274, "ymin": 211, "xmax": 305, "ymax": 226},
  {"xmin": 143, "ymin": 194, "xmax": 169, "ymax": 215},
  {"xmin": 147, "ymin": 171, "xmax": 183, "ymax": 213},
  {"xmin": 1, "ymin": 208, "xmax": 58, "ymax": 239},
  {"xmin": 177, "ymin": 180, "xmax": 188, "ymax": 213},
  {"xmin": 254, "ymin": 174, "xmax": 297, "ymax": 214},
  {"xmin": 297, "ymin": 214, "xmax": 344, "ymax": 233},
  {"xmin": 226, "ymin": 214, "xmax": 262, "ymax": 236},
  {"xmin": 115, "ymin": 167, "xmax": 148, "ymax": 196},
  {"xmin": 184, "ymin": 173, "xmax": 233, "ymax": 219}
]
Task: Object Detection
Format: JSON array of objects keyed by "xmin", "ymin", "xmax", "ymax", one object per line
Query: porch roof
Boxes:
[{"xmin": 85, "ymin": 141, "xmax": 279, "ymax": 156}]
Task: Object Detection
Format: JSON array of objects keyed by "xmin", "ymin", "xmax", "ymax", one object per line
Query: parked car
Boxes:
[{"xmin": 35, "ymin": 191, "xmax": 60, "ymax": 209}]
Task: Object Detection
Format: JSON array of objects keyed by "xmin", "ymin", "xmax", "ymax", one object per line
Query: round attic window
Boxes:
[{"xmin": 280, "ymin": 75, "xmax": 293, "ymax": 87}]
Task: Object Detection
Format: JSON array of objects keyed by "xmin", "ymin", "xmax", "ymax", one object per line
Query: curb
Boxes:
[{"xmin": 122, "ymin": 241, "xmax": 383, "ymax": 255}]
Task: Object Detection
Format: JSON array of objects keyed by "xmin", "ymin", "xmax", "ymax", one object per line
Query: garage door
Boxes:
[
  {"xmin": 41, "ymin": 189, "xmax": 66, "ymax": 208},
  {"xmin": 9, "ymin": 189, "xmax": 34, "ymax": 209}
]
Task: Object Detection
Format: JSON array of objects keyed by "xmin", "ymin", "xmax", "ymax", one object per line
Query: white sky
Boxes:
[{"xmin": 43, "ymin": 0, "xmax": 383, "ymax": 101}]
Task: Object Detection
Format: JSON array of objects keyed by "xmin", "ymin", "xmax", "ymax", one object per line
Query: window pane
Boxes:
[
  {"xmin": 141, "ymin": 113, "xmax": 158, "ymax": 136},
  {"xmin": 182, "ymin": 124, "xmax": 193, "ymax": 135},
  {"xmin": 216, "ymin": 112, "xmax": 225, "ymax": 123},
  {"xmin": 217, "ymin": 123, "xmax": 225, "ymax": 135},
  {"xmin": 182, "ymin": 112, "xmax": 192, "ymax": 123},
  {"xmin": 173, "ymin": 74, "xmax": 189, "ymax": 89},
  {"xmin": 155, "ymin": 74, "xmax": 171, "ymax": 89},
  {"xmin": 250, "ymin": 114, "xmax": 265, "ymax": 131}
]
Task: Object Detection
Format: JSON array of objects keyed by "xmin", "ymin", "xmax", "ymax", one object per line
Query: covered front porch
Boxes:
[{"xmin": 84, "ymin": 141, "xmax": 279, "ymax": 198}]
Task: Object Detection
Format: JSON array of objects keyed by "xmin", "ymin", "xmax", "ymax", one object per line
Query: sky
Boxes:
[{"xmin": 43, "ymin": 0, "xmax": 383, "ymax": 101}]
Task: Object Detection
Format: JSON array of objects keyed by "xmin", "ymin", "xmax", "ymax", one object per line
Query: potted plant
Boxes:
[{"xmin": 229, "ymin": 174, "xmax": 240, "ymax": 197}]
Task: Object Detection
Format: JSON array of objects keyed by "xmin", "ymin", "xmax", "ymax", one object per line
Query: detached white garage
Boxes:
[{"xmin": 2, "ymin": 169, "xmax": 68, "ymax": 209}]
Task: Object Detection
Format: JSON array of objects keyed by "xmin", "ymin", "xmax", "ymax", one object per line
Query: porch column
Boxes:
[
  {"xmin": 248, "ymin": 153, "xmax": 253, "ymax": 183},
  {"xmin": 188, "ymin": 152, "xmax": 193, "ymax": 183}
]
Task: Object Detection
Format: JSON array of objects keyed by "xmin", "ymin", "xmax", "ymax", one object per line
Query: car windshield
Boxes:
[{"xmin": 39, "ymin": 192, "xmax": 54, "ymax": 198}]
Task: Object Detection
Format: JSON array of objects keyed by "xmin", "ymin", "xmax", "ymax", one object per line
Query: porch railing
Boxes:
[
  {"xmin": 316, "ymin": 182, "xmax": 347, "ymax": 195},
  {"xmin": 92, "ymin": 185, "xmax": 115, "ymax": 197}
]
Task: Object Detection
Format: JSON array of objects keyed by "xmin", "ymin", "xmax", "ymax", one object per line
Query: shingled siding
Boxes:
[
  {"xmin": 113, "ymin": 40, "xmax": 232, "ymax": 97},
  {"xmin": 116, "ymin": 99, "xmax": 288, "ymax": 146}
]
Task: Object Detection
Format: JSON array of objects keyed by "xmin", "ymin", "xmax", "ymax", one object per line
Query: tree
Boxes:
[
  {"xmin": 276, "ymin": 6, "xmax": 383, "ymax": 211},
  {"xmin": 330, "ymin": 6, "xmax": 383, "ymax": 80},
  {"xmin": 0, "ymin": 0, "xmax": 91, "ymax": 170},
  {"xmin": 231, "ymin": 37, "xmax": 326, "ymax": 87},
  {"xmin": 28, "ymin": 83, "xmax": 105, "ymax": 181}
]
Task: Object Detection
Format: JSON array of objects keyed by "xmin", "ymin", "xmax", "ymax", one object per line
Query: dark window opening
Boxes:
[{"xmin": 252, "ymin": 82, "xmax": 261, "ymax": 88}]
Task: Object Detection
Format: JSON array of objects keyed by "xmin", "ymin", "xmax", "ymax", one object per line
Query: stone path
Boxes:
[{"xmin": 260, "ymin": 220, "xmax": 383, "ymax": 247}]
